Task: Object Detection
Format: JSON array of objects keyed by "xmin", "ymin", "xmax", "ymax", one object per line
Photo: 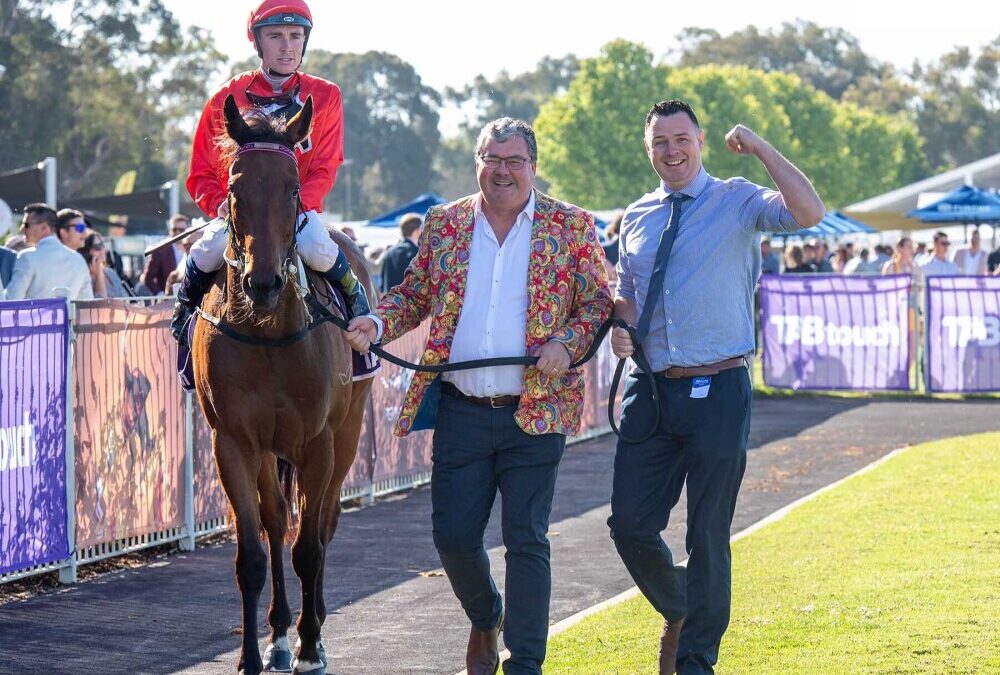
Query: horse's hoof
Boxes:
[
  {"xmin": 294, "ymin": 638, "xmax": 326, "ymax": 667},
  {"xmin": 263, "ymin": 646, "xmax": 293, "ymax": 672},
  {"xmin": 291, "ymin": 658, "xmax": 326, "ymax": 675}
]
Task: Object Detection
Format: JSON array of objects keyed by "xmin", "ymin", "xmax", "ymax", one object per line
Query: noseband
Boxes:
[{"xmin": 223, "ymin": 141, "xmax": 306, "ymax": 281}]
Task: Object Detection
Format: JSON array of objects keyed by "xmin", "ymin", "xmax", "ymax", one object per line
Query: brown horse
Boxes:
[{"xmin": 192, "ymin": 94, "xmax": 373, "ymax": 675}]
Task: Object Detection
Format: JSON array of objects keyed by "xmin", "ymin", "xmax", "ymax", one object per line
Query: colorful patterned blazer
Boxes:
[{"xmin": 376, "ymin": 190, "xmax": 613, "ymax": 437}]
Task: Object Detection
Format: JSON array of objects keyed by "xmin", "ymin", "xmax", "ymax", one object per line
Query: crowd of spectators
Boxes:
[
  {"xmin": 758, "ymin": 229, "xmax": 1000, "ymax": 280},
  {"xmin": 0, "ymin": 203, "xmax": 206, "ymax": 302},
  {"xmin": 3, "ymin": 202, "xmax": 1000, "ymax": 305}
]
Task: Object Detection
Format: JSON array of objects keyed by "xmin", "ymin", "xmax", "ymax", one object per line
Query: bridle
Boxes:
[{"xmin": 222, "ymin": 141, "xmax": 306, "ymax": 286}]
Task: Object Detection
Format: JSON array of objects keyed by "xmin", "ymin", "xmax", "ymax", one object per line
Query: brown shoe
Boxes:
[
  {"xmin": 658, "ymin": 616, "xmax": 685, "ymax": 675},
  {"xmin": 466, "ymin": 612, "xmax": 504, "ymax": 675}
]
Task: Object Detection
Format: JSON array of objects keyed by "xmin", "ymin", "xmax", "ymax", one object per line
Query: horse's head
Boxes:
[{"xmin": 222, "ymin": 93, "xmax": 313, "ymax": 312}]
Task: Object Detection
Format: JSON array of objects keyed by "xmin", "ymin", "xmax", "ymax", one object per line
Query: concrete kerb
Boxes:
[{"xmin": 453, "ymin": 444, "xmax": 914, "ymax": 675}]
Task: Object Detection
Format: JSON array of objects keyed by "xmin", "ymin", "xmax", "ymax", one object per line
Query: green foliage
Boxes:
[
  {"xmin": 445, "ymin": 55, "xmax": 580, "ymax": 135},
  {"xmin": 535, "ymin": 46, "xmax": 926, "ymax": 210},
  {"xmin": 432, "ymin": 55, "xmax": 579, "ymax": 201},
  {"xmin": 534, "ymin": 40, "xmax": 667, "ymax": 209},
  {"xmin": 545, "ymin": 432, "xmax": 1000, "ymax": 674},
  {"xmin": 906, "ymin": 38, "xmax": 1000, "ymax": 171},
  {"xmin": 0, "ymin": 0, "xmax": 224, "ymax": 199},
  {"xmin": 674, "ymin": 21, "xmax": 883, "ymax": 101},
  {"xmin": 674, "ymin": 22, "xmax": 999, "ymax": 174},
  {"xmin": 667, "ymin": 65, "xmax": 927, "ymax": 207}
]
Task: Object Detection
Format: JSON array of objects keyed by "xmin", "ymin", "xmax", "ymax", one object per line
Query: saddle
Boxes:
[{"xmin": 176, "ymin": 259, "xmax": 380, "ymax": 392}]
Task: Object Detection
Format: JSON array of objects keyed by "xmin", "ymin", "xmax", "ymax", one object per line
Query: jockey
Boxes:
[{"xmin": 172, "ymin": 0, "xmax": 375, "ymax": 344}]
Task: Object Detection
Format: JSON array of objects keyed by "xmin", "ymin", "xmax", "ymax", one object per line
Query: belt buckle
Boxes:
[{"xmin": 489, "ymin": 395, "xmax": 506, "ymax": 409}]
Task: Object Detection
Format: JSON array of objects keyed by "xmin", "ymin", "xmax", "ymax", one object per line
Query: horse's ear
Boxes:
[
  {"xmin": 285, "ymin": 96, "xmax": 314, "ymax": 147},
  {"xmin": 223, "ymin": 94, "xmax": 251, "ymax": 144}
]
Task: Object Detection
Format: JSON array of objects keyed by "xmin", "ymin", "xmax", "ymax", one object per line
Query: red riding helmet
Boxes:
[{"xmin": 247, "ymin": 0, "xmax": 314, "ymax": 58}]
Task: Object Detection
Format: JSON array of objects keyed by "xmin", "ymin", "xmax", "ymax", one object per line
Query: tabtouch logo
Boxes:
[
  {"xmin": 940, "ymin": 316, "xmax": 1000, "ymax": 348},
  {"xmin": 0, "ymin": 412, "xmax": 38, "ymax": 471},
  {"xmin": 769, "ymin": 315, "xmax": 902, "ymax": 347}
]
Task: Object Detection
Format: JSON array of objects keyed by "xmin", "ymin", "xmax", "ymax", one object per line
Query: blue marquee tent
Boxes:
[
  {"xmin": 367, "ymin": 192, "xmax": 447, "ymax": 227},
  {"xmin": 769, "ymin": 211, "xmax": 876, "ymax": 239},
  {"xmin": 905, "ymin": 185, "xmax": 1000, "ymax": 223}
]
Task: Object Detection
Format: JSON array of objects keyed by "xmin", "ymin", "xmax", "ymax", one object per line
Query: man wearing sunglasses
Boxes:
[
  {"xmin": 918, "ymin": 231, "xmax": 959, "ymax": 277},
  {"xmin": 3, "ymin": 203, "xmax": 93, "ymax": 301},
  {"xmin": 175, "ymin": 0, "xmax": 375, "ymax": 345},
  {"xmin": 55, "ymin": 209, "xmax": 89, "ymax": 251}
]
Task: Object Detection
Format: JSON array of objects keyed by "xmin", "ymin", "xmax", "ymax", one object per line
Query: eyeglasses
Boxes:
[
  {"xmin": 72, "ymin": 223, "xmax": 87, "ymax": 233},
  {"xmin": 478, "ymin": 154, "xmax": 530, "ymax": 171},
  {"xmin": 937, "ymin": 240, "xmax": 950, "ymax": 247}
]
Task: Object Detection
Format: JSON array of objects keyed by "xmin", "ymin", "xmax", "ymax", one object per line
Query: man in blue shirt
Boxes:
[{"xmin": 608, "ymin": 100, "xmax": 824, "ymax": 674}]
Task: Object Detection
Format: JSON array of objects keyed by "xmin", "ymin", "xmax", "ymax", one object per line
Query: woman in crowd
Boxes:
[
  {"xmin": 783, "ymin": 245, "xmax": 811, "ymax": 273},
  {"xmin": 80, "ymin": 232, "xmax": 131, "ymax": 298}
]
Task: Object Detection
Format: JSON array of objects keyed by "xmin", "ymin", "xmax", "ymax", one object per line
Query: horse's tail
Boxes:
[{"xmin": 277, "ymin": 457, "xmax": 298, "ymax": 543}]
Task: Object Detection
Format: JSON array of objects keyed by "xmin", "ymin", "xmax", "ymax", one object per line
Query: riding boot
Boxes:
[
  {"xmin": 322, "ymin": 248, "xmax": 371, "ymax": 319},
  {"xmin": 171, "ymin": 259, "xmax": 215, "ymax": 347}
]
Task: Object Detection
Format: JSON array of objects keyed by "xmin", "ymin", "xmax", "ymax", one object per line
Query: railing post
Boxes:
[
  {"xmin": 59, "ymin": 297, "xmax": 78, "ymax": 584},
  {"xmin": 180, "ymin": 391, "xmax": 196, "ymax": 551}
]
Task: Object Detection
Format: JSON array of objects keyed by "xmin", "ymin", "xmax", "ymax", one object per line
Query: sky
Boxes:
[{"xmin": 148, "ymin": 0, "xmax": 997, "ymax": 93}]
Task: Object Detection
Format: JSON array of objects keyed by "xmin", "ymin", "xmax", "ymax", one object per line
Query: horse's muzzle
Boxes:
[{"xmin": 243, "ymin": 272, "xmax": 284, "ymax": 310}]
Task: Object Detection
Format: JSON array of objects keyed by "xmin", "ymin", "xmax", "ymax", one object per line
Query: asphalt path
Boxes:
[{"xmin": 0, "ymin": 395, "xmax": 996, "ymax": 674}]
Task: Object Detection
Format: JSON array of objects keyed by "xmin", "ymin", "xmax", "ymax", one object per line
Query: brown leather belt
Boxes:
[
  {"xmin": 658, "ymin": 357, "xmax": 746, "ymax": 379},
  {"xmin": 442, "ymin": 381, "xmax": 520, "ymax": 408}
]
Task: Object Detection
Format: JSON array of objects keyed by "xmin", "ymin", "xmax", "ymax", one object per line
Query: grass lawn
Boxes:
[{"xmin": 544, "ymin": 432, "xmax": 1000, "ymax": 674}]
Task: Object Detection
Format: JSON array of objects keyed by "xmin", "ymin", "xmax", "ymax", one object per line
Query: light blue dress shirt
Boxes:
[{"xmin": 617, "ymin": 168, "xmax": 803, "ymax": 370}]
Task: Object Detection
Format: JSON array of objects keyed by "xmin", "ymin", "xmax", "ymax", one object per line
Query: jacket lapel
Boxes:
[
  {"xmin": 441, "ymin": 198, "xmax": 476, "ymax": 345},
  {"xmin": 525, "ymin": 191, "xmax": 556, "ymax": 345}
]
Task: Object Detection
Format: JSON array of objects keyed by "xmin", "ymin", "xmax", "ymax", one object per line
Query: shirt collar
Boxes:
[
  {"xmin": 657, "ymin": 167, "xmax": 710, "ymax": 203},
  {"xmin": 475, "ymin": 189, "xmax": 536, "ymax": 230}
]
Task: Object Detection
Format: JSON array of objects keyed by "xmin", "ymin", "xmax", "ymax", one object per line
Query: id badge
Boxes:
[{"xmin": 690, "ymin": 376, "xmax": 711, "ymax": 399}]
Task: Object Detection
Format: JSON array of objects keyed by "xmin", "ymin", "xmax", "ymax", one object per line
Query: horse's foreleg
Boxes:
[
  {"xmin": 314, "ymin": 399, "xmax": 367, "ymax": 627},
  {"xmin": 291, "ymin": 431, "xmax": 335, "ymax": 675},
  {"xmin": 215, "ymin": 438, "xmax": 266, "ymax": 675},
  {"xmin": 258, "ymin": 456, "xmax": 293, "ymax": 673}
]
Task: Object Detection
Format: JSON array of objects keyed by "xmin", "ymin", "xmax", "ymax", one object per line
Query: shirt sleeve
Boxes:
[
  {"xmin": 186, "ymin": 90, "xmax": 229, "ymax": 218},
  {"xmin": 731, "ymin": 179, "xmax": 801, "ymax": 233},
  {"xmin": 299, "ymin": 85, "xmax": 344, "ymax": 213},
  {"xmin": 3, "ymin": 254, "xmax": 32, "ymax": 301},
  {"xmin": 615, "ymin": 216, "xmax": 636, "ymax": 302}
]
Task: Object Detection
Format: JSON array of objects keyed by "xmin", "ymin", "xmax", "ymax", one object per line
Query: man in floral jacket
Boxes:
[{"xmin": 348, "ymin": 117, "xmax": 612, "ymax": 675}]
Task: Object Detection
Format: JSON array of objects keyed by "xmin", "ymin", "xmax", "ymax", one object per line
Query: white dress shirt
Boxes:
[
  {"xmin": 444, "ymin": 192, "xmax": 535, "ymax": 397},
  {"xmin": 3, "ymin": 235, "xmax": 94, "ymax": 301}
]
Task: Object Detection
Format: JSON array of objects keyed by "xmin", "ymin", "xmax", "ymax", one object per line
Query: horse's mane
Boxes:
[{"xmin": 216, "ymin": 109, "xmax": 294, "ymax": 168}]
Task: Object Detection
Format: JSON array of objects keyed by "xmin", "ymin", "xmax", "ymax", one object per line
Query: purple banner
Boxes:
[
  {"xmin": 761, "ymin": 275, "xmax": 911, "ymax": 391},
  {"xmin": 925, "ymin": 276, "xmax": 1000, "ymax": 393},
  {"xmin": 0, "ymin": 299, "xmax": 70, "ymax": 575}
]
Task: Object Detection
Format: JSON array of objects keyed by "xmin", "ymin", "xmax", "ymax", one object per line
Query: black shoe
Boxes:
[
  {"xmin": 171, "ymin": 259, "xmax": 214, "ymax": 347},
  {"xmin": 324, "ymin": 249, "xmax": 371, "ymax": 319},
  {"xmin": 171, "ymin": 302, "xmax": 194, "ymax": 347}
]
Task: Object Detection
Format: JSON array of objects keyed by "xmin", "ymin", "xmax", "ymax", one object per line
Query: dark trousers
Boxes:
[
  {"xmin": 432, "ymin": 391, "xmax": 565, "ymax": 675},
  {"xmin": 608, "ymin": 367, "xmax": 751, "ymax": 674}
]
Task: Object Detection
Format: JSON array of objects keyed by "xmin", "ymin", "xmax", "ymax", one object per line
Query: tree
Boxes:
[
  {"xmin": 535, "ymin": 43, "xmax": 927, "ymax": 210},
  {"xmin": 300, "ymin": 50, "xmax": 441, "ymax": 219},
  {"xmin": 445, "ymin": 55, "xmax": 580, "ymax": 134},
  {"xmin": 906, "ymin": 38, "xmax": 999, "ymax": 171},
  {"xmin": 673, "ymin": 21, "xmax": 887, "ymax": 102},
  {"xmin": 432, "ymin": 55, "xmax": 579, "ymax": 200},
  {"xmin": 0, "ymin": 0, "xmax": 224, "ymax": 199},
  {"xmin": 671, "ymin": 22, "xmax": 999, "ymax": 175},
  {"xmin": 534, "ymin": 40, "xmax": 667, "ymax": 209}
]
